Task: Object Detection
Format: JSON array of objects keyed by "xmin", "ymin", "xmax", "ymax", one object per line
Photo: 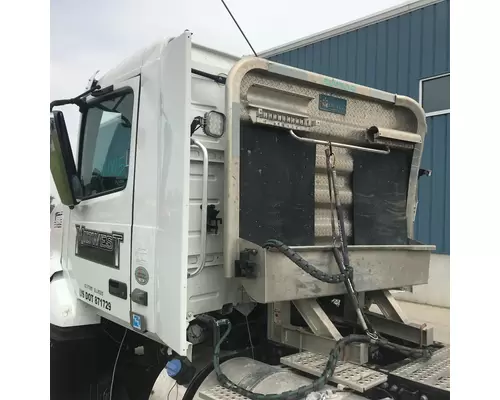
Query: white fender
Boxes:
[
  {"xmin": 50, "ymin": 271, "xmax": 100, "ymax": 328},
  {"xmin": 50, "ymin": 202, "xmax": 100, "ymax": 328}
]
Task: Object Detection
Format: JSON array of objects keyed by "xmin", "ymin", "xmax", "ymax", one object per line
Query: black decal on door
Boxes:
[{"xmin": 75, "ymin": 225, "xmax": 124, "ymax": 269}]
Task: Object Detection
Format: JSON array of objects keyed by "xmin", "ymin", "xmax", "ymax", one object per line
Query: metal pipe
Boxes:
[
  {"xmin": 284, "ymin": 244, "xmax": 436, "ymax": 251},
  {"xmin": 188, "ymin": 139, "xmax": 209, "ymax": 278},
  {"xmin": 289, "ymin": 129, "xmax": 391, "ymax": 155}
]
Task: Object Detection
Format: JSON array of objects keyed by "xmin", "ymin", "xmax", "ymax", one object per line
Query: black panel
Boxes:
[
  {"xmin": 239, "ymin": 123, "xmax": 316, "ymax": 246},
  {"xmin": 108, "ymin": 279, "xmax": 127, "ymax": 299},
  {"xmin": 352, "ymin": 149, "xmax": 412, "ymax": 245},
  {"xmin": 75, "ymin": 225, "xmax": 124, "ymax": 269}
]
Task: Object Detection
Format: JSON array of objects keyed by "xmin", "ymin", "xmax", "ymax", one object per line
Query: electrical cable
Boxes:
[
  {"xmin": 167, "ymin": 381, "xmax": 178, "ymax": 400},
  {"xmin": 369, "ymin": 387, "xmax": 395, "ymax": 400},
  {"xmin": 245, "ymin": 314, "xmax": 255, "ymax": 359},
  {"xmin": 220, "ymin": 0, "xmax": 258, "ymax": 56},
  {"xmin": 109, "ymin": 329, "xmax": 127, "ymax": 400}
]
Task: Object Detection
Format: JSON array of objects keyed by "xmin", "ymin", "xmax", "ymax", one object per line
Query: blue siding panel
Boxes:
[
  {"xmin": 329, "ymin": 37, "xmax": 339, "ymax": 76},
  {"xmin": 365, "ymin": 24, "xmax": 378, "ymax": 88},
  {"xmin": 267, "ymin": 0, "xmax": 450, "ymax": 253},
  {"xmin": 305, "ymin": 44, "xmax": 314, "ymax": 71},
  {"xmin": 386, "ymin": 18, "xmax": 399, "ymax": 93},
  {"xmin": 408, "ymin": 9, "xmax": 423, "ymax": 100},
  {"xmin": 434, "ymin": 0, "xmax": 448, "ymax": 73},
  {"xmin": 356, "ymin": 28, "xmax": 367, "ymax": 85},
  {"xmin": 319, "ymin": 40, "xmax": 330, "ymax": 76},
  {"xmin": 397, "ymin": 14, "xmax": 411, "ymax": 94},
  {"xmin": 283, "ymin": 51, "xmax": 291, "ymax": 67},
  {"xmin": 297, "ymin": 47, "xmax": 306, "ymax": 69},
  {"xmin": 416, "ymin": 114, "xmax": 450, "ymax": 254},
  {"xmin": 375, "ymin": 22, "xmax": 387, "ymax": 90},
  {"xmin": 289, "ymin": 49, "xmax": 298, "ymax": 68},
  {"xmin": 346, "ymin": 31, "xmax": 357, "ymax": 82},
  {"xmin": 421, "ymin": 5, "xmax": 435, "ymax": 79},
  {"xmin": 338, "ymin": 34, "xmax": 348, "ymax": 80}
]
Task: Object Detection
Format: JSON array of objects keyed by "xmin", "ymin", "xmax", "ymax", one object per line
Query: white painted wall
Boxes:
[{"xmin": 392, "ymin": 254, "xmax": 450, "ymax": 308}]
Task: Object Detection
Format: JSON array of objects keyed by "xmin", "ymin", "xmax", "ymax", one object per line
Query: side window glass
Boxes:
[
  {"xmin": 79, "ymin": 91, "xmax": 134, "ymax": 198},
  {"xmin": 420, "ymin": 74, "xmax": 450, "ymax": 116}
]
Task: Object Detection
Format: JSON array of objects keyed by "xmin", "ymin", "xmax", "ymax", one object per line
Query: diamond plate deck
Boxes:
[
  {"xmin": 280, "ymin": 351, "xmax": 387, "ymax": 392},
  {"xmin": 199, "ymin": 385, "xmax": 251, "ymax": 400},
  {"xmin": 390, "ymin": 346, "xmax": 450, "ymax": 392}
]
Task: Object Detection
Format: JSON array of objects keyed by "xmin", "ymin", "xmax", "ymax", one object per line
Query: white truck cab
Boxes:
[
  {"xmin": 51, "ymin": 31, "xmax": 446, "ymax": 400},
  {"xmin": 51, "ymin": 32, "xmax": 239, "ymax": 356}
]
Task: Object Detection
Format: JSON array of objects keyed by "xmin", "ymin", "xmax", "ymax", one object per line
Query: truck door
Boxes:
[{"xmin": 67, "ymin": 76, "xmax": 140, "ymax": 324}]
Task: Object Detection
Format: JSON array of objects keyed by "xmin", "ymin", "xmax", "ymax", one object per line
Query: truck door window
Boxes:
[{"xmin": 78, "ymin": 90, "xmax": 134, "ymax": 198}]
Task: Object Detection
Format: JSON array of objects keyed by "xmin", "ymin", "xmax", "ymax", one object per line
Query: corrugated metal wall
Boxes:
[{"xmin": 269, "ymin": 0, "xmax": 450, "ymax": 254}]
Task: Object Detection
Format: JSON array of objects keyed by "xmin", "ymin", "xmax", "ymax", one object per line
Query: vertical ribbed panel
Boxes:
[{"xmin": 269, "ymin": 0, "xmax": 450, "ymax": 254}]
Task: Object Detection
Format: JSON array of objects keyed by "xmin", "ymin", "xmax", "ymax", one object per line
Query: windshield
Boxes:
[{"xmin": 78, "ymin": 90, "xmax": 134, "ymax": 198}]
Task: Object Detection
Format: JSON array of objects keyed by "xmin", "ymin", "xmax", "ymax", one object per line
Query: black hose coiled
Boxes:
[
  {"xmin": 263, "ymin": 239, "xmax": 349, "ymax": 284},
  {"xmin": 213, "ymin": 320, "xmax": 430, "ymax": 400}
]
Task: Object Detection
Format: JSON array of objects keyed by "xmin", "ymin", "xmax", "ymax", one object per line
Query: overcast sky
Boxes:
[{"xmin": 50, "ymin": 0, "xmax": 408, "ymax": 197}]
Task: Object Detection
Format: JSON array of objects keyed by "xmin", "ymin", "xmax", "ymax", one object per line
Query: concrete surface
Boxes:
[
  {"xmin": 398, "ymin": 300, "xmax": 450, "ymax": 344},
  {"xmin": 393, "ymin": 254, "xmax": 450, "ymax": 308}
]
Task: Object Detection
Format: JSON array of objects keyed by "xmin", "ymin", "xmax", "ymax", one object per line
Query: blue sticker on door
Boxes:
[{"xmin": 132, "ymin": 314, "xmax": 141, "ymax": 330}]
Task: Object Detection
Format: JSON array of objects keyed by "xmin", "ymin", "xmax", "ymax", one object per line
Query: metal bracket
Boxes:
[
  {"xmin": 235, "ymin": 249, "xmax": 258, "ymax": 278},
  {"xmin": 268, "ymin": 302, "xmax": 368, "ymax": 365},
  {"xmin": 292, "ymin": 298, "xmax": 342, "ymax": 340},
  {"xmin": 369, "ymin": 290, "xmax": 409, "ymax": 324},
  {"xmin": 364, "ymin": 290, "xmax": 434, "ymax": 346},
  {"xmin": 418, "ymin": 168, "xmax": 432, "ymax": 178},
  {"xmin": 206, "ymin": 205, "xmax": 223, "ymax": 234}
]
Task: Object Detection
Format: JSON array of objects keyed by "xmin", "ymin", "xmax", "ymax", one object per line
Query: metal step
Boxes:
[
  {"xmin": 199, "ymin": 385, "xmax": 251, "ymax": 400},
  {"xmin": 390, "ymin": 346, "xmax": 450, "ymax": 392},
  {"xmin": 280, "ymin": 351, "xmax": 387, "ymax": 393}
]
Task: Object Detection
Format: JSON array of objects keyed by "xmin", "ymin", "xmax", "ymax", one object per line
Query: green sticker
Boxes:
[{"xmin": 323, "ymin": 77, "xmax": 357, "ymax": 93}]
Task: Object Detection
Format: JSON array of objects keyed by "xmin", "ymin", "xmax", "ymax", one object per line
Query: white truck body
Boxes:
[{"xmin": 51, "ymin": 30, "xmax": 432, "ymax": 375}]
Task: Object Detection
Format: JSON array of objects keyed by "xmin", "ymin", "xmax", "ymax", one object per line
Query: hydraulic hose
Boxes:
[
  {"xmin": 263, "ymin": 239, "xmax": 349, "ymax": 284},
  {"xmin": 213, "ymin": 320, "xmax": 429, "ymax": 400},
  {"xmin": 213, "ymin": 140, "xmax": 428, "ymax": 399}
]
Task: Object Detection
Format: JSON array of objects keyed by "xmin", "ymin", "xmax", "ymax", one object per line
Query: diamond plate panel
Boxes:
[
  {"xmin": 315, "ymin": 209, "xmax": 352, "ymax": 240},
  {"xmin": 280, "ymin": 351, "xmax": 387, "ymax": 393},
  {"xmin": 239, "ymin": 73, "xmax": 418, "ymax": 134},
  {"xmin": 199, "ymin": 385, "xmax": 251, "ymax": 400},
  {"xmin": 315, "ymin": 147, "xmax": 353, "ymax": 173},
  {"xmin": 239, "ymin": 73, "xmax": 419, "ymax": 247},
  {"xmin": 390, "ymin": 346, "xmax": 450, "ymax": 392}
]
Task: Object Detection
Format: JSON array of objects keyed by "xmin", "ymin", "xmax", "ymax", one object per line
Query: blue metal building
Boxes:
[{"xmin": 260, "ymin": 0, "xmax": 450, "ymax": 254}]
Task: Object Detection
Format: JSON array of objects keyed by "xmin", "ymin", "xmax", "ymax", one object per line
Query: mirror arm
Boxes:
[{"xmin": 50, "ymin": 83, "xmax": 101, "ymax": 112}]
